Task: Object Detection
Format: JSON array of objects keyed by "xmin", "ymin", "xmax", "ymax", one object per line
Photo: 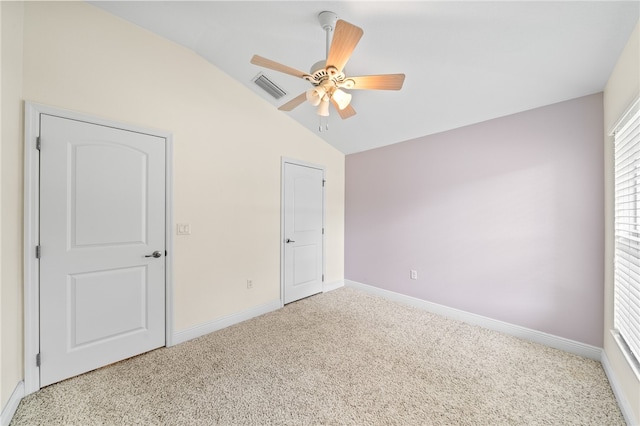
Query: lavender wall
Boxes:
[{"xmin": 345, "ymin": 93, "xmax": 604, "ymax": 346}]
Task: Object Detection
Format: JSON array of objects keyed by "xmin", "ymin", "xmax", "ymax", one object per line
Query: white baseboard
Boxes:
[
  {"xmin": 344, "ymin": 280, "xmax": 602, "ymax": 360},
  {"xmin": 1, "ymin": 381, "xmax": 24, "ymax": 426},
  {"xmin": 172, "ymin": 299, "xmax": 282, "ymax": 345},
  {"xmin": 601, "ymin": 350, "xmax": 638, "ymax": 426},
  {"xmin": 323, "ymin": 279, "xmax": 344, "ymax": 293}
]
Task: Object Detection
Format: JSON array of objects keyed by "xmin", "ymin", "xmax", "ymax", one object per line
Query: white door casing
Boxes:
[
  {"xmin": 282, "ymin": 160, "xmax": 325, "ymax": 304},
  {"xmin": 23, "ymin": 103, "xmax": 174, "ymax": 394}
]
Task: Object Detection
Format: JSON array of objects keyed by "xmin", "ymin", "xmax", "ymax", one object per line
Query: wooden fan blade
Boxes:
[
  {"xmin": 348, "ymin": 74, "xmax": 406, "ymax": 90},
  {"xmin": 326, "ymin": 20, "xmax": 363, "ymax": 73},
  {"xmin": 331, "ymin": 99, "xmax": 357, "ymax": 120},
  {"xmin": 278, "ymin": 92, "xmax": 307, "ymax": 111},
  {"xmin": 251, "ymin": 55, "xmax": 309, "ymax": 79}
]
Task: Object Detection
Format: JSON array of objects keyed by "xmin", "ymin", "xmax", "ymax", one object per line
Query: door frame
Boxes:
[
  {"xmin": 23, "ymin": 102, "xmax": 175, "ymax": 395},
  {"xmin": 280, "ymin": 157, "xmax": 325, "ymax": 305}
]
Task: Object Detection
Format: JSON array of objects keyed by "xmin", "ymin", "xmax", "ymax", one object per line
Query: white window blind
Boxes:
[{"xmin": 614, "ymin": 101, "xmax": 640, "ymax": 364}]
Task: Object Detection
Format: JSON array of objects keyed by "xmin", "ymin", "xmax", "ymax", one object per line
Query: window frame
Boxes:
[{"xmin": 612, "ymin": 97, "xmax": 640, "ymax": 378}]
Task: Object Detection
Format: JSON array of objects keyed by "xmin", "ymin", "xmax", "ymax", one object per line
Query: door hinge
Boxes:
[
  {"xmin": 322, "ymin": 274, "xmax": 325, "ymax": 282},
  {"xmin": 35, "ymin": 245, "xmax": 41, "ymax": 259},
  {"xmin": 36, "ymin": 136, "xmax": 41, "ymax": 151},
  {"xmin": 36, "ymin": 353, "xmax": 41, "ymax": 367},
  {"xmin": 322, "ymin": 179, "xmax": 326, "ymax": 187},
  {"xmin": 322, "ymin": 228, "xmax": 324, "ymax": 235}
]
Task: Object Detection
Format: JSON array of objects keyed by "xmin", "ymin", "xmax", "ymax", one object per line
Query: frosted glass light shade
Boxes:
[
  {"xmin": 317, "ymin": 99, "xmax": 330, "ymax": 116},
  {"xmin": 332, "ymin": 89, "xmax": 352, "ymax": 110},
  {"xmin": 306, "ymin": 87, "xmax": 326, "ymax": 107}
]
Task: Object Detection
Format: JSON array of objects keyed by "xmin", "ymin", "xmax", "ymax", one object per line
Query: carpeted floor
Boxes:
[{"xmin": 11, "ymin": 287, "xmax": 624, "ymax": 425}]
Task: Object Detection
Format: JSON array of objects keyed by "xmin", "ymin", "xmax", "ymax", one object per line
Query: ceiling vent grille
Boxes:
[{"xmin": 253, "ymin": 73, "xmax": 287, "ymax": 100}]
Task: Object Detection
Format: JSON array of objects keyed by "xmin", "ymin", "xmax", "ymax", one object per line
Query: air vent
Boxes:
[{"xmin": 253, "ymin": 73, "xmax": 287, "ymax": 100}]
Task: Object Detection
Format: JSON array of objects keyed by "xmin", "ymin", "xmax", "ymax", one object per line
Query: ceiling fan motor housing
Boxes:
[{"xmin": 305, "ymin": 66, "xmax": 354, "ymax": 90}]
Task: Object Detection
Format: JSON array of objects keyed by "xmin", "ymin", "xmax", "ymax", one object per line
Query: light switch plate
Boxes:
[{"xmin": 176, "ymin": 223, "xmax": 191, "ymax": 235}]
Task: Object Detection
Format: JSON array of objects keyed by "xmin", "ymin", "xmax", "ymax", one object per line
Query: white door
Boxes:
[
  {"xmin": 283, "ymin": 162, "xmax": 324, "ymax": 304},
  {"xmin": 39, "ymin": 114, "xmax": 166, "ymax": 387}
]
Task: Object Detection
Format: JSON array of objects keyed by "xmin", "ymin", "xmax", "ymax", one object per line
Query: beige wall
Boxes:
[
  {"xmin": 1, "ymin": 1, "xmax": 25, "ymax": 409},
  {"xmin": 2, "ymin": 0, "xmax": 344, "ymax": 404},
  {"xmin": 603, "ymin": 20, "xmax": 640, "ymax": 423}
]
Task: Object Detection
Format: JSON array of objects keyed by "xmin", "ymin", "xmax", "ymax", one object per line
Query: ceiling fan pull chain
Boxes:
[{"xmin": 318, "ymin": 117, "xmax": 330, "ymax": 132}]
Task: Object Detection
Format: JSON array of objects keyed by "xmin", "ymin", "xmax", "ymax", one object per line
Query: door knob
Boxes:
[
  {"xmin": 145, "ymin": 251, "xmax": 162, "ymax": 258},
  {"xmin": 286, "ymin": 239, "xmax": 295, "ymax": 243}
]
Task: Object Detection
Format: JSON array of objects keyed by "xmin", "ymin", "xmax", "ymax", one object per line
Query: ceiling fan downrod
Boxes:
[{"xmin": 318, "ymin": 11, "xmax": 338, "ymax": 59}]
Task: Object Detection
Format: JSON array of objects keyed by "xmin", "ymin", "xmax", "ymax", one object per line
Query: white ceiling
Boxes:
[{"xmin": 91, "ymin": 1, "xmax": 639, "ymax": 154}]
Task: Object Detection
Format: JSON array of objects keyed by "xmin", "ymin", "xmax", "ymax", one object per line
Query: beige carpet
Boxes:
[{"xmin": 11, "ymin": 287, "xmax": 624, "ymax": 425}]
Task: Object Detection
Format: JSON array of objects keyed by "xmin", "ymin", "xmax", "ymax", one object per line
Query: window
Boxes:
[{"xmin": 614, "ymin": 98, "xmax": 640, "ymax": 367}]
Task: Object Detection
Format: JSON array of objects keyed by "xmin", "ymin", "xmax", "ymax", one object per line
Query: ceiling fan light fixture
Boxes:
[
  {"xmin": 332, "ymin": 88, "xmax": 352, "ymax": 110},
  {"xmin": 306, "ymin": 86, "xmax": 326, "ymax": 106},
  {"xmin": 317, "ymin": 99, "xmax": 330, "ymax": 116},
  {"xmin": 251, "ymin": 13, "xmax": 404, "ymax": 125}
]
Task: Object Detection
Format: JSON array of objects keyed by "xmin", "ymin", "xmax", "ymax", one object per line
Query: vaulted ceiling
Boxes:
[{"xmin": 92, "ymin": 1, "xmax": 639, "ymax": 154}]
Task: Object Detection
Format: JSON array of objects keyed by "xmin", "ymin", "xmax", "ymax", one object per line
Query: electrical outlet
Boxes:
[
  {"xmin": 247, "ymin": 279, "xmax": 253, "ymax": 289},
  {"xmin": 410, "ymin": 270, "xmax": 418, "ymax": 280}
]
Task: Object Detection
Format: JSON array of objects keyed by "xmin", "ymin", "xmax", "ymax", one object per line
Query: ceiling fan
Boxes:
[{"xmin": 250, "ymin": 11, "xmax": 405, "ymax": 122}]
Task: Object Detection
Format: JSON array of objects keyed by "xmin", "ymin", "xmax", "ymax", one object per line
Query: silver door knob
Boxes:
[
  {"xmin": 145, "ymin": 251, "xmax": 162, "ymax": 258},
  {"xmin": 286, "ymin": 239, "xmax": 295, "ymax": 243}
]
